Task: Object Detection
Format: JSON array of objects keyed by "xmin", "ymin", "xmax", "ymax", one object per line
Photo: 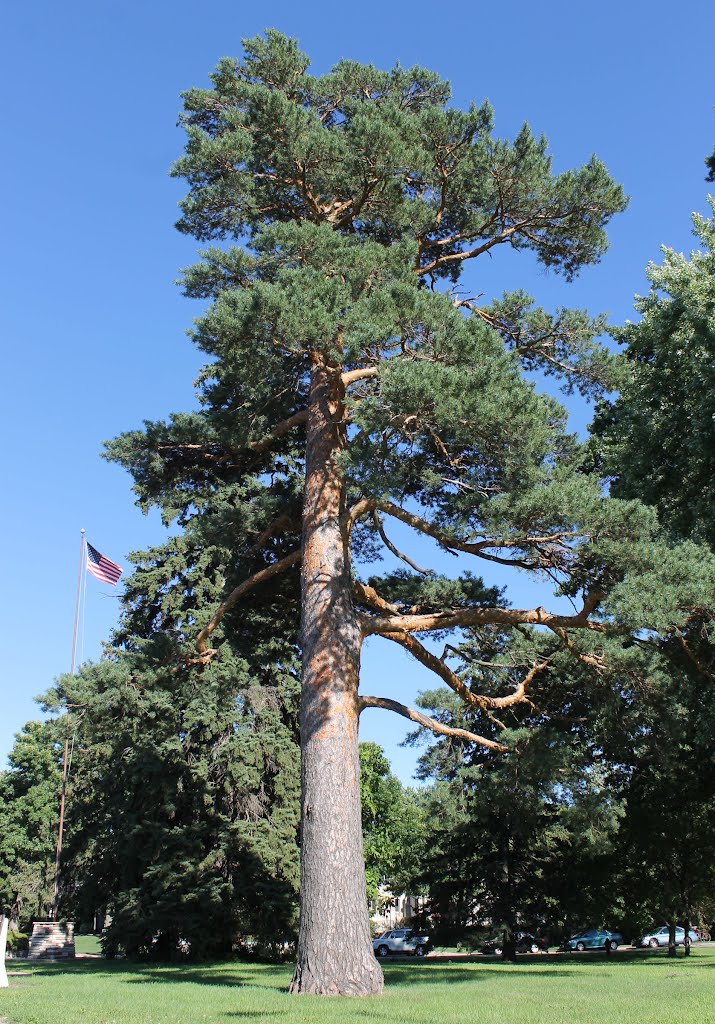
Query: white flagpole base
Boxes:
[{"xmin": 0, "ymin": 914, "xmax": 9, "ymax": 987}]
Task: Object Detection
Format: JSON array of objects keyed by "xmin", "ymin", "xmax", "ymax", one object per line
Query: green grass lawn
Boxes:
[
  {"xmin": 73, "ymin": 935, "xmax": 103, "ymax": 956},
  {"xmin": 2, "ymin": 948, "xmax": 714, "ymax": 1024}
]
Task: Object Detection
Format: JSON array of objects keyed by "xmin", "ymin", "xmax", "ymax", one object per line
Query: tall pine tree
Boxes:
[{"xmin": 108, "ymin": 32, "xmax": 714, "ymax": 993}]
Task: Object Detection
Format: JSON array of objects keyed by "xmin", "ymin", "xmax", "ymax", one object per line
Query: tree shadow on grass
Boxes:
[
  {"xmin": 382, "ymin": 964, "xmax": 574, "ymax": 985},
  {"xmin": 124, "ymin": 965, "xmax": 290, "ymax": 991},
  {"xmin": 12, "ymin": 950, "xmax": 712, "ymax": 995},
  {"xmin": 12, "ymin": 960, "xmax": 288, "ymax": 992},
  {"xmin": 8, "ymin": 960, "xmax": 127, "ymax": 980}
]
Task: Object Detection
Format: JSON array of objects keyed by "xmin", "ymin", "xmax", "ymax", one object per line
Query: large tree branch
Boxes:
[
  {"xmin": 341, "ymin": 366, "xmax": 379, "ymax": 387},
  {"xmin": 240, "ymin": 409, "xmax": 308, "ymax": 457},
  {"xmin": 355, "ymin": 580, "xmax": 552, "ymax": 710},
  {"xmin": 152, "ymin": 410, "xmax": 308, "ymax": 467},
  {"xmin": 344, "ymin": 497, "xmax": 576, "ymax": 569},
  {"xmin": 417, "ymin": 224, "xmax": 521, "ymax": 276},
  {"xmin": 358, "ymin": 695, "xmax": 507, "ymax": 752},
  {"xmin": 360, "ymin": 591, "xmax": 604, "ymax": 638},
  {"xmin": 193, "ymin": 549, "xmax": 301, "ymax": 662}
]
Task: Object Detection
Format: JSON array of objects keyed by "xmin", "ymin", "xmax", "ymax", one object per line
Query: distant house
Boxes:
[{"xmin": 370, "ymin": 887, "xmax": 429, "ymax": 931}]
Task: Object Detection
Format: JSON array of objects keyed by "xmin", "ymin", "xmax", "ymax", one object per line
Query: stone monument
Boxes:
[{"xmin": 28, "ymin": 920, "xmax": 75, "ymax": 960}]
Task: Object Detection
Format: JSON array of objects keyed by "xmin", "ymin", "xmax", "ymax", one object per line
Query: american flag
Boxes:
[{"xmin": 86, "ymin": 541, "xmax": 123, "ymax": 586}]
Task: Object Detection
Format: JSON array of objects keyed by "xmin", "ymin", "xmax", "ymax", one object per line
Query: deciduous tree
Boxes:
[
  {"xmin": 593, "ymin": 201, "xmax": 715, "ymax": 547},
  {"xmin": 0, "ymin": 722, "xmax": 61, "ymax": 928}
]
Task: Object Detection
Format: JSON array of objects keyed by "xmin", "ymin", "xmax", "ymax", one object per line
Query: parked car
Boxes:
[
  {"xmin": 636, "ymin": 926, "xmax": 699, "ymax": 949},
  {"xmin": 480, "ymin": 931, "xmax": 546, "ymax": 955},
  {"xmin": 372, "ymin": 928, "xmax": 430, "ymax": 957},
  {"xmin": 562, "ymin": 929, "xmax": 622, "ymax": 951}
]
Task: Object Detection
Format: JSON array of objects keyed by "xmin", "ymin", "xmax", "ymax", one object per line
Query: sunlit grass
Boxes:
[
  {"xmin": 2, "ymin": 947, "xmax": 713, "ymax": 1024},
  {"xmin": 73, "ymin": 934, "xmax": 102, "ymax": 956}
]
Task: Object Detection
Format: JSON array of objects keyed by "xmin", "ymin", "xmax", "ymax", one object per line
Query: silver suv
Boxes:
[{"xmin": 373, "ymin": 928, "xmax": 429, "ymax": 957}]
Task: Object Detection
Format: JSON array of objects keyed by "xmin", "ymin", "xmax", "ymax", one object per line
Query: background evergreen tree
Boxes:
[
  {"xmin": 0, "ymin": 722, "xmax": 61, "ymax": 930},
  {"xmin": 48, "ymin": 446, "xmax": 303, "ymax": 956},
  {"xmin": 409, "ymin": 641, "xmax": 625, "ymax": 950},
  {"xmin": 606, "ymin": 640, "xmax": 715, "ymax": 953},
  {"xmin": 106, "ymin": 31, "xmax": 713, "ymax": 993},
  {"xmin": 592, "ymin": 192, "xmax": 715, "ymax": 952},
  {"xmin": 52, "ymin": 646, "xmax": 300, "ymax": 959}
]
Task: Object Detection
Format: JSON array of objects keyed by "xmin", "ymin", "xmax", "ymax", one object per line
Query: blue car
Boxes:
[{"xmin": 563, "ymin": 929, "xmax": 622, "ymax": 951}]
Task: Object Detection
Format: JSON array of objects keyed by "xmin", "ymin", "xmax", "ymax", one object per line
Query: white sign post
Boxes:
[{"xmin": 0, "ymin": 912, "xmax": 9, "ymax": 987}]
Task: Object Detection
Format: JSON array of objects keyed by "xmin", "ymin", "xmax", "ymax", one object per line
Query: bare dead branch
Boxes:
[
  {"xmin": 372, "ymin": 511, "xmax": 433, "ymax": 575},
  {"xmin": 381, "ymin": 628, "xmax": 487, "ymax": 707},
  {"xmin": 343, "ymin": 497, "xmax": 578, "ymax": 569}
]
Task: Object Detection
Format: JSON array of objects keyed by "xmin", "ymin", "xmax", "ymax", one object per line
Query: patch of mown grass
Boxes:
[
  {"xmin": 1, "ymin": 947, "xmax": 713, "ymax": 1024},
  {"xmin": 74, "ymin": 934, "xmax": 102, "ymax": 956}
]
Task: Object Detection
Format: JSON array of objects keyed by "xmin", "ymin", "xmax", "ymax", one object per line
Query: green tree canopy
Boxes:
[
  {"xmin": 359, "ymin": 742, "xmax": 424, "ymax": 904},
  {"xmin": 0, "ymin": 722, "xmax": 61, "ymax": 927},
  {"xmin": 593, "ymin": 200, "xmax": 715, "ymax": 548}
]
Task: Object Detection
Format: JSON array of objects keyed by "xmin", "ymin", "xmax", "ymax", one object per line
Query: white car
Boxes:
[
  {"xmin": 637, "ymin": 926, "xmax": 699, "ymax": 948},
  {"xmin": 372, "ymin": 928, "xmax": 429, "ymax": 957}
]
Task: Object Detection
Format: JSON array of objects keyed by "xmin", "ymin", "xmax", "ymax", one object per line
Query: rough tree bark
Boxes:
[{"xmin": 290, "ymin": 358, "xmax": 384, "ymax": 996}]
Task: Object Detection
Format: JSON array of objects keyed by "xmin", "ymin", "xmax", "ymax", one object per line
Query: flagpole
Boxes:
[
  {"xmin": 52, "ymin": 529, "xmax": 85, "ymax": 919},
  {"xmin": 70, "ymin": 529, "xmax": 86, "ymax": 675}
]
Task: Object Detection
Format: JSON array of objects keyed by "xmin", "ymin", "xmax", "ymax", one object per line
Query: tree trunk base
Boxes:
[{"xmin": 290, "ymin": 955, "xmax": 384, "ymax": 996}]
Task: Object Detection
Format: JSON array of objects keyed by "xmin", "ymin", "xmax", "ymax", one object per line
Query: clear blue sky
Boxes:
[{"xmin": 2, "ymin": 0, "xmax": 713, "ymax": 781}]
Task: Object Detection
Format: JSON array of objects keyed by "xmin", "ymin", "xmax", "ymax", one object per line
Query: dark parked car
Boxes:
[
  {"xmin": 562, "ymin": 929, "xmax": 622, "ymax": 951},
  {"xmin": 480, "ymin": 931, "xmax": 546, "ymax": 955}
]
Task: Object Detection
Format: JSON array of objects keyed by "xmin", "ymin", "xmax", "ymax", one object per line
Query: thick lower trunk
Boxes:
[
  {"xmin": 668, "ymin": 919, "xmax": 677, "ymax": 958},
  {"xmin": 683, "ymin": 917, "xmax": 691, "ymax": 957},
  {"xmin": 290, "ymin": 361, "xmax": 383, "ymax": 997}
]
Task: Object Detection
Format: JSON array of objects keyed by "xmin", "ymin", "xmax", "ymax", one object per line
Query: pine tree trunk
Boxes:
[{"xmin": 290, "ymin": 359, "xmax": 384, "ymax": 997}]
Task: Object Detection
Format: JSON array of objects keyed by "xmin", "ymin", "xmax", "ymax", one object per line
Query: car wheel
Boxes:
[
  {"xmin": 530, "ymin": 943, "xmax": 539, "ymax": 953},
  {"xmin": 415, "ymin": 946, "xmax": 425, "ymax": 957},
  {"xmin": 493, "ymin": 946, "xmax": 503, "ymax": 956},
  {"xmin": 609, "ymin": 940, "xmax": 618, "ymax": 951},
  {"xmin": 649, "ymin": 938, "xmax": 659, "ymax": 949},
  {"xmin": 576, "ymin": 942, "xmax": 586, "ymax": 952},
  {"xmin": 377, "ymin": 945, "xmax": 389, "ymax": 958}
]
